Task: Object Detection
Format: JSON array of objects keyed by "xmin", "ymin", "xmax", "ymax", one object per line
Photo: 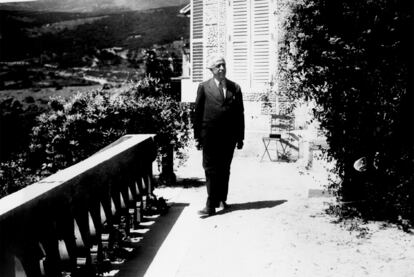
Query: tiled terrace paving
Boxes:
[{"xmin": 2, "ymin": 130, "xmax": 414, "ymax": 276}]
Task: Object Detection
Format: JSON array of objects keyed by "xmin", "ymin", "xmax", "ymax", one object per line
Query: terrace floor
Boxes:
[{"xmin": 114, "ymin": 136, "xmax": 414, "ymax": 277}]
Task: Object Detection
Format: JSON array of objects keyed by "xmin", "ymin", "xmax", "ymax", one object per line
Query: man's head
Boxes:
[{"xmin": 207, "ymin": 53, "xmax": 226, "ymax": 81}]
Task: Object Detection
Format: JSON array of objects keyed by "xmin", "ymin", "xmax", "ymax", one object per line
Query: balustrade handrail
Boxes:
[
  {"xmin": 0, "ymin": 134, "xmax": 157, "ymax": 276},
  {"xmin": 0, "ymin": 134, "xmax": 154, "ymax": 220}
]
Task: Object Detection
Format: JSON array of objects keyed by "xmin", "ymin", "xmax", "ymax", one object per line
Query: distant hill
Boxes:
[
  {"xmin": 0, "ymin": 6, "xmax": 189, "ymax": 62},
  {"xmin": 0, "ymin": 0, "xmax": 189, "ymax": 13}
]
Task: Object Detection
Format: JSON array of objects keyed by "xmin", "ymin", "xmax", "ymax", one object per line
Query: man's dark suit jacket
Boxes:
[
  {"xmin": 194, "ymin": 77, "xmax": 244, "ymax": 208},
  {"xmin": 193, "ymin": 78, "xmax": 245, "ymax": 145}
]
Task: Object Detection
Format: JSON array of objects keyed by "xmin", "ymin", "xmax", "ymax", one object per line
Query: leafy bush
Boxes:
[
  {"xmin": 281, "ymin": 0, "xmax": 414, "ymax": 224},
  {"xmin": 0, "ymin": 77, "xmax": 192, "ymax": 197},
  {"xmin": 0, "ymin": 154, "xmax": 40, "ymax": 198},
  {"xmin": 28, "ymin": 91, "xmax": 121, "ymax": 176},
  {"xmin": 28, "ymin": 77, "xmax": 192, "ymax": 178},
  {"xmin": 0, "ymin": 98, "xmax": 45, "ymax": 162}
]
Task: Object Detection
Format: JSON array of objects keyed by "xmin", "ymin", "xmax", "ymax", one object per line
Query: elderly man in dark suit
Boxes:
[{"xmin": 194, "ymin": 54, "xmax": 245, "ymax": 216}]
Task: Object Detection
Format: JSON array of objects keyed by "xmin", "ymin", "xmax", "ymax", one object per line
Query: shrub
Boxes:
[
  {"xmin": 28, "ymin": 77, "xmax": 192, "ymax": 179},
  {"xmin": 0, "ymin": 154, "xmax": 40, "ymax": 198},
  {"xmin": 0, "ymin": 98, "xmax": 45, "ymax": 162},
  {"xmin": 281, "ymin": 0, "xmax": 414, "ymax": 224},
  {"xmin": 0, "ymin": 76, "xmax": 191, "ymax": 198},
  {"xmin": 28, "ymin": 91, "xmax": 123, "ymax": 176}
]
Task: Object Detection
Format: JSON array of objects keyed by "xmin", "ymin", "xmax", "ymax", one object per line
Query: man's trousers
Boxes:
[{"xmin": 202, "ymin": 137, "xmax": 236, "ymax": 209}]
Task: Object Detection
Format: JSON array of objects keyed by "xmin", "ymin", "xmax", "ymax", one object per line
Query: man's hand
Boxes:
[
  {"xmin": 236, "ymin": 141, "xmax": 244, "ymax": 150},
  {"xmin": 196, "ymin": 140, "xmax": 202, "ymax": 150}
]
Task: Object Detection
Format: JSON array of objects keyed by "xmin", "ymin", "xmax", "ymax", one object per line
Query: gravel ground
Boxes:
[{"xmin": 143, "ymin": 143, "xmax": 414, "ymax": 277}]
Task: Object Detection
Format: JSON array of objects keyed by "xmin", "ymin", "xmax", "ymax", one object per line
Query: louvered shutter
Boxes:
[
  {"xmin": 191, "ymin": 0, "xmax": 204, "ymax": 83},
  {"xmin": 251, "ymin": 0, "xmax": 271, "ymax": 90},
  {"xmin": 228, "ymin": 0, "xmax": 274, "ymax": 93},
  {"xmin": 229, "ymin": 0, "xmax": 250, "ymax": 90}
]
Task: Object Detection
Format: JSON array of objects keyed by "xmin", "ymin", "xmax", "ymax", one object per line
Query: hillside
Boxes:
[
  {"xmin": 0, "ymin": 6, "xmax": 189, "ymax": 62},
  {"xmin": 0, "ymin": 0, "xmax": 189, "ymax": 13}
]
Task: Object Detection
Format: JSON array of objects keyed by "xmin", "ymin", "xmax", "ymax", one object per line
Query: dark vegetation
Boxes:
[
  {"xmin": 0, "ymin": 81, "xmax": 192, "ymax": 198},
  {"xmin": 0, "ymin": 5, "xmax": 188, "ymax": 166},
  {"xmin": 280, "ymin": 0, "xmax": 414, "ymax": 228},
  {"xmin": 0, "ymin": 4, "xmax": 190, "ymax": 197},
  {"xmin": 0, "ymin": 48, "xmax": 182, "ymax": 163},
  {"xmin": 0, "ymin": 6, "xmax": 189, "ymax": 62},
  {"xmin": 0, "ymin": 97, "xmax": 46, "ymax": 161},
  {"xmin": 0, "ymin": 51, "xmax": 192, "ymax": 198},
  {"xmin": 0, "ymin": 67, "xmax": 97, "ymax": 90},
  {"xmin": 0, "ymin": 5, "xmax": 188, "ymax": 91},
  {"xmin": 0, "ymin": 0, "xmax": 186, "ymax": 13}
]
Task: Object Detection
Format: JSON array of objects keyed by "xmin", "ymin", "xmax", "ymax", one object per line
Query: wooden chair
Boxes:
[{"xmin": 261, "ymin": 114, "xmax": 299, "ymax": 162}]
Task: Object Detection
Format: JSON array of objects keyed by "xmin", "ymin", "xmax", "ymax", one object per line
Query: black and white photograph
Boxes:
[{"xmin": 0, "ymin": 0, "xmax": 413, "ymax": 276}]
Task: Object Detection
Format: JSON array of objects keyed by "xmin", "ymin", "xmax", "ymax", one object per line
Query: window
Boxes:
[
  {"xmin": 189, "ymin": 0, "xmax": 276, "ymax": 93},
  {"xmin": 191, "ymin": 0, "xmax": 204, "ymax": 83},
  {"xmin": 227, "ymin": 0, "xmax": 276, "ymax": 93}
]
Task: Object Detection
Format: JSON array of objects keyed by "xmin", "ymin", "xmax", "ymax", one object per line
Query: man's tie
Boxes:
[{"xmin": 218, "ymin": 81, "xmax": 225, "ymax": 99}]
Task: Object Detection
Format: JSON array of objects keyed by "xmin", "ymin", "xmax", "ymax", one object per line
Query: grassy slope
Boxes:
[
  {"xmin": 0, "ymin": 0, "xmax": 188, "ymax": 13},
  {"xmin": 0, "ymin": 6, "xmax": 189, "ymax": 61}
]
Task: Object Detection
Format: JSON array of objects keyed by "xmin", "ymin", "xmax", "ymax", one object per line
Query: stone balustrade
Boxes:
[{"xmin": 0, "ymin": 134, "xmax": 159, "ymax": 277}]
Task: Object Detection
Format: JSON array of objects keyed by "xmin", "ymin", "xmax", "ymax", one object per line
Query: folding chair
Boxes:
[{"xmin": 261, "ymin": 114, "xmax": 298, "ymax": 162}]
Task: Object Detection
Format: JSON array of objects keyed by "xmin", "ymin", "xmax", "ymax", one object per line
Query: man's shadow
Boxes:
[{"xmin": 215, "ymin": 200, "xmax": 287, "ymax": 215}]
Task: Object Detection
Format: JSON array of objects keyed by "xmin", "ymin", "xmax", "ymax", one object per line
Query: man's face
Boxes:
[{"xmin": 211, "ymin": 62, "xmax": 226, "ymax": 81}]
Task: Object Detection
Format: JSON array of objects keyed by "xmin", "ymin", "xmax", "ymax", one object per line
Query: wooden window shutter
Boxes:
[
  {"xmin": 228, "ymin": 0, "xmax": 273, "ymax": 93},
  {"xmin": 229, "ymin": 0, "xmax": 250, "ymax": 89},
  {"xmin": 192, "ymin": 0, "xmax": 204, "ymax": 83},
  {"xmin": 251, "ymin": 0, "xmax": 271, "ymax": 89}
]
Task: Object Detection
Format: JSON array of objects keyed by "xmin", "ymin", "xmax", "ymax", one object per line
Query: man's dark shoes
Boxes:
[
  {"xmin": 198, "ymin": 207, "xmax": 216, "ymax": 217},
  {"xmin": 219, "ymin": 201, "xmax": 229, "ymax": 210}
]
